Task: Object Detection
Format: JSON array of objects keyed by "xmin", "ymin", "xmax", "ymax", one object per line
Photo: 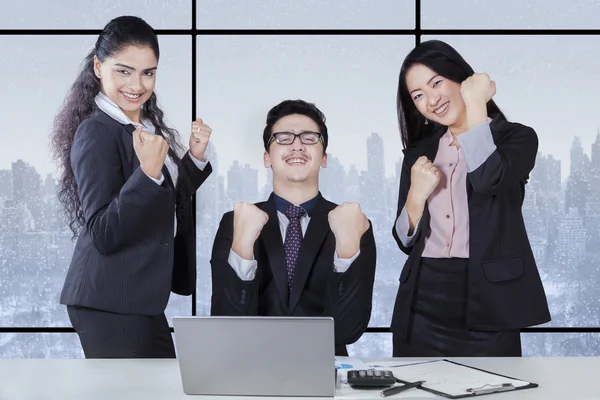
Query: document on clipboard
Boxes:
[{"xmin": 390, "ymin": 359, "xmax": 538, "ymax": 398}]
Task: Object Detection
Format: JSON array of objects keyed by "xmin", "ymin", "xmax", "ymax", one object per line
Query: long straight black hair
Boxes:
[
  {"xmin": 397, "ymin": 40, "xmax": 506, "ymax": 149},
  {"xmin": 51, "ymin": 16, "xmax": 185, "ymax": 238}
]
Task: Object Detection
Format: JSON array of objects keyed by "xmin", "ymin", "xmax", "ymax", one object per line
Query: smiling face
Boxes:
[
  {"xmin": 406, "ymin": 63, "xmax": 467, "ymax": 131},
  {"xmin": 264, "ymin": 114, "xmax": 327, "ymax": 188},
  {"xmin": 94, "ymin": 44, "xmax": 157, "ymax": 123}
]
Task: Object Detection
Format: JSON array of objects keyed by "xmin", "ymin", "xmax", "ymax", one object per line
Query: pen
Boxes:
[
  {"xmin": 380, "ymin": 381, "xmax": 425, "ymax": 397},
  {"xmin": 467, "ymin": 383, "xmax": 515, "ymax": 395}
]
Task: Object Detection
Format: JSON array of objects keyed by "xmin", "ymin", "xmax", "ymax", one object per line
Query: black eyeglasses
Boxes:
[{"xmin": 268, "ymin": 131, "xmax": 322, "ymax": 146}]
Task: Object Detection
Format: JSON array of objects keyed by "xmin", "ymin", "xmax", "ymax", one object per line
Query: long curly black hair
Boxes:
[{"xmin": 51, "ymin": 16, "xmax": 185, "ymax": 238}]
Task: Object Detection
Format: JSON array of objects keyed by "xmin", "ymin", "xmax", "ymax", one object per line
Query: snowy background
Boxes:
[{"xmin": 1, "ymin": 0, "xmax": 600, "ymax": 358}]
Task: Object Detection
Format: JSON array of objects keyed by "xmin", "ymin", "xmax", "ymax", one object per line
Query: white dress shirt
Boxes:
[
  {"xmin": 94, "ymin": 92, "xmax": 208, "ymax": 236},
  {"xmin": 228, "ymin": 207, "xmax": 361, "ymax": 281}
]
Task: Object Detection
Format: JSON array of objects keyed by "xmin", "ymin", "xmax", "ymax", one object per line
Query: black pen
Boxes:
[{"xmin": 380, "ymin": 381, "xmax": 425, "ymax": 397}]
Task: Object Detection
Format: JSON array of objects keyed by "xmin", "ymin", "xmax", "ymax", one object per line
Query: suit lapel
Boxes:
[
  {"xmin": 122, "ymin": 123, "xmax": 141, "ymax": 171},
  {"xmin": 289, "ymin": 195, "xmax": 331, "ymax": 313},
  {"xmin": 259, "ymin": 195, "xmax": 290, "ymax": 309}
]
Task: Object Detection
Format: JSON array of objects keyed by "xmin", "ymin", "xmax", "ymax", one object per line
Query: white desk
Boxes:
[{"xmin": 0, "ymin": 357, "xmax": 598, "ymax": 400}]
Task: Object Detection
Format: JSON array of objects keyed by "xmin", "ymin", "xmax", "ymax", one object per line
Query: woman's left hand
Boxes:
[
  {"xmin": 190, "ymin": 117, "xmax": 212, "ymax": 161},
  {"xmin": 461, "ymin": 73, "xmax": 496, "ymax": 106}
]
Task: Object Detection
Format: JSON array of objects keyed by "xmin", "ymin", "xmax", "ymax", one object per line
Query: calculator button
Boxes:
[
  {"xmin": 359, "ymin": 370, "xmax": 366, "ymax": 377},
  {"xmin": 367, "ymin": 370, "xmax": 374, "ymax": 376},
  {"xmin": 375, "ymin": 370, "xmax": 382, "ymax": 376},
  {"xmin": 384, "ymin": 371, "xmax": 392, "ymax": 377}
]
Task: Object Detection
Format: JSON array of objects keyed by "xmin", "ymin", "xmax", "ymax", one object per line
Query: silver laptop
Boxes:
[{"xmin": 173, "ymin": 316, "xmax": 336, "ymax": 397}]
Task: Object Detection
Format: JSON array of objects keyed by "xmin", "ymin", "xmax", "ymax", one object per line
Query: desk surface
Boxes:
[{"xmin": 0, "ymin": 357, "xmax": 598, "ymax": 400}]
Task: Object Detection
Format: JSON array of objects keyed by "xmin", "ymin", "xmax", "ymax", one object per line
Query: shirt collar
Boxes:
[
  {"xmin": 272, "ymin": 192, "xmax": 318, "ymax": 217},
  {"xmin": 94, "ymin": 92, "xmax": 155, "ymax": 133}
]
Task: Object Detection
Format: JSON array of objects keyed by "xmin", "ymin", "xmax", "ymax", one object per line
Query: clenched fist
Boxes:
[
  {"xmin": 460, "ymin": 72, "xmax": 496, "ymax": 106},
  {"xmin": 190, "ymin": 117, "xmax": 212, "ymax": 161},
  {"xmin": 231, "ymin": 202, "xmax": 269, "ymax": 260},
  {"xmin": 328, "ymin": 202, "xmax": 369, "ymax": 259},
  {"xmin": 133, "ymin": 126, "xmax": 169, "ymax": 180},
  {"xmin": 408, "ymin": 156, "xmax": 441, "ymax": 203}
]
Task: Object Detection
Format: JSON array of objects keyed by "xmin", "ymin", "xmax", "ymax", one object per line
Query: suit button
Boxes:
[
  {"xmin": 242, "ymin": 289, "xmax": 247, "ymax": 295},
  {"xmin": 241, "ymin": 299, "xmax": 246, "ymax": 304}
]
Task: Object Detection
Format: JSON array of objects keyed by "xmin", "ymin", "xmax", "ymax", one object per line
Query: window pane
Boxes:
[
  {"xmin": 423, "ymin": 35, "xmax": 600, "ymax": 327},
  {"xmin": 197, "ymin": 0, "xmax": 415, "ymax": 29},
  {"xmin": 0, "ymin": 0, "xmax": 190, "ymax": 29},
  {"xmin": 195, "ymin": 35, "xmax": 413, "ymax": 323},
  {"xmin": 523, "ymin": 333, "xmax": 600, "ymax": 356},
  {"xmin": 423, "ymin": 0, "xmax": 600, "ymax": 29},
  {"xmin": 345, "ymin": 332, "xmax": 600, "ymax": 357},
  {"xmin": 0, "ymin": 333, "xmax": 83, "ymax": 358},
  {"xmin": 0, "ymin": 35, "xmax": 191, "ymax": 326},
  {"xmin": 347, "ymin": 333, "xmax": 393, "ymax": 359}
]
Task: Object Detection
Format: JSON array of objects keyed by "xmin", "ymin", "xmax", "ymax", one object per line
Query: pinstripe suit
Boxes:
[{"xmin": 60, "ymin": 105, "xmax": 212, "ymax": 358}]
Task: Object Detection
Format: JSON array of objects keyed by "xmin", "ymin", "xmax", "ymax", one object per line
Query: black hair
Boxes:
[
  {"xmin": 262, "ymin": 99, "xmax": 329, "ymax": 152},
  {"xmin": 50, "ymin": 15, "xmax": 184, "ymax": 238},
  {"xmin": 397, "ymin": 39, "xmax": 506, "ymax": 148}
]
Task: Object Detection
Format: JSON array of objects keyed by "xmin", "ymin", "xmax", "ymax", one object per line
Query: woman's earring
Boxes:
[{"xmin": 424, "ymin": 118, "xmax": 429, "ymax": 125}]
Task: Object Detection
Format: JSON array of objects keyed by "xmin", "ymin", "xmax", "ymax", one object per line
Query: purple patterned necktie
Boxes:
[{"xmin": 283, "ymin": 205, "xmax": 306, "ymax": 290}]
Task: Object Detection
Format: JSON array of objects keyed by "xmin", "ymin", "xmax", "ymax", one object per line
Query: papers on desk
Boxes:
[
  {"xmin": 390, "ymin": 360, "xmax": 537, "ymax": 398},
  {"xmin": 334, "ymin": 359, "xmax": 537, "ymax": 399},
  {"xmin": 335, "ymin": 357, "xmax": 370, "ymax": 371}
]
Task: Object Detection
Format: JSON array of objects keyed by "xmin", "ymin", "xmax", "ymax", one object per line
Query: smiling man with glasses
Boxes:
[{"xmin": 210, "ymin": 99, "xmax": 377, "ymax": 356}]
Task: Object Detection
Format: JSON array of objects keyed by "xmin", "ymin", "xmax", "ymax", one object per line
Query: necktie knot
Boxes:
[{"xmin": 285, "ymin": 205, "xmax": 306, "ymax": 220}]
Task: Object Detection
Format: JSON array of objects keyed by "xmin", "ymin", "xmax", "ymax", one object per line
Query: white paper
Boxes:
[
  {"xmin": 335, "ymin": 357, "xmax": 370, "ymax": 371},
  {"xmin": 390, "ymin": 360, "xmax": 531, "ymax": 397}
]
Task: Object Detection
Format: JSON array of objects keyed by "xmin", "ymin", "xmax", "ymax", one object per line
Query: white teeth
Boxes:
[
  {"xmin": 123, "ymin": 92, "xmax": 141, "ymax": 99},
  {"xmin": 288, "ymin": 159, "xmax": 306, "ymax": 164},
  {"xmin": 434, "ymin": 102, "xmax": 449, "ymax": 114}
]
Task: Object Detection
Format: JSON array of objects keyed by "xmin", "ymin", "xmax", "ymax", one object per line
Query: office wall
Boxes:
[{"xmin": 1, "ymin": 0, "xmax": 600, "ymax": 358}]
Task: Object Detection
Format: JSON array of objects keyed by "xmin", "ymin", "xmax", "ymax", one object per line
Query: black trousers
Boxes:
[
  {"xmin": 393, "ymin": 257, "xmax": 522, "ymax": 357},
  {"xmin": 67, "ymin": 305, "xmax": 175, "ymax": 358}
]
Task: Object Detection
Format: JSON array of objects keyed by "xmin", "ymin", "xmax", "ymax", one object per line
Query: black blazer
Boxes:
[
  {"xmin": 210, "ymin": 193, "xmax": 377, "ymax": 355},
  {"xmin": 391, "ymin": 115, "xmax": 551, "ymax": 339},
  {"xmin": 60, "ymin": 106, "xmax": 212, "ymax": 315}
]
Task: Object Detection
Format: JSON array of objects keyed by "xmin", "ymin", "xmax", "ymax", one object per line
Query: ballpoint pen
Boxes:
[
  {"xmin": 467, "ymin": 383, "xmax": 516, "ymax": 395},
  {"xmin": 380, "ymin": 381, "xmax": 425, "ymax": 397}
]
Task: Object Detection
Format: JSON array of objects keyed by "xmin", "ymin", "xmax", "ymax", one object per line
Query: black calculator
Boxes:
[{"xmin": 347, "ymin": 369, "xmax": 396, "ymax": 389}]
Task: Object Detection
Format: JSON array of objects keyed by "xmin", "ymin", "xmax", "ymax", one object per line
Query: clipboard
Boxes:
[{"xmin": 391, "ymin": 359, "xmax": 538, "ymax": 398}]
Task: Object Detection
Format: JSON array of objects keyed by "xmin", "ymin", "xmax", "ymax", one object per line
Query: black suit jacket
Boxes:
[
  {"xmin": 210, "ymin": 193, "xmax": 377, "ymax": 355},
  {"xmin": 60, "ymin": 106, "xmax": 212, "ymax": 315},
  {"xmin": 391, "ymin": 115, "xmax": 551, "ymax": 339}
]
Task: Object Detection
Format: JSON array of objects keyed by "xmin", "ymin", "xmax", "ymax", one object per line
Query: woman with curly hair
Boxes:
[{"xmin": 51, "ymin": 15, "xmax": 213, "ymax": 358}]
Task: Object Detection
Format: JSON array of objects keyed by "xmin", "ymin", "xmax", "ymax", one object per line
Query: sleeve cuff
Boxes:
[
  {"xmin": 395, "ymin": 206, "xmax": 421, "ymax": 247},
  {"xmin": 228, "ymin": 249, "xmax": 258, "ymax": 281},
  {"xmin": 333, "ymin": 250, "xmax": 360, "ymax": 273},
  {"xmin": 143, "ymin": 170, "xmax": 164, "ymax": 185},
  {"xmin": 189, "ymin": 151, "xmax": 208, "ymax": 171},
  {"xmin": 456, "ymin": 122, "xmax": 497, "ymax": 172}
]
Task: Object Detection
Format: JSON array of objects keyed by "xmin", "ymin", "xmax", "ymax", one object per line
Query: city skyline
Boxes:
[
  {"xmin": 4, "ymin": 34, "xmax": 600, "ymax": 187},
  {"xmin": 2, "ymin": 0, "xmax": 600, "ymax": 359},
  {"xmin": 2, "ymin": 119, "xmax": 600, "ymax": 358}
]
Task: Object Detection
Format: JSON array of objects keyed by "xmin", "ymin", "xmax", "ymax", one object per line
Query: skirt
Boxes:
[{"xmin": 393, "ymin": 257, "xmax": 522, "ymax": 357}]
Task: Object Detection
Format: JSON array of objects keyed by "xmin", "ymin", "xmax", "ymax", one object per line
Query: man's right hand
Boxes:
[
  {"xmin": 409, "ymin": 155, "xmax": 441, "ymax": 202},
  {"xmin": 231, "ymin": 202, "xmax": 269, "ymax": 260},
  {"xmin": 133, "ymin": 126, "xmax": 169, "ymax": 180}
]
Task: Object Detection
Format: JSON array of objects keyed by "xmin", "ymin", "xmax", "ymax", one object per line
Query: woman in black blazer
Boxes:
[
  {"xmin": 391, "ymin": 40, "xmax": 551, "ymax": 357},
  {"xmin": 50, "ymin": 16, "xmax": 213, "ymax": 358}
]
